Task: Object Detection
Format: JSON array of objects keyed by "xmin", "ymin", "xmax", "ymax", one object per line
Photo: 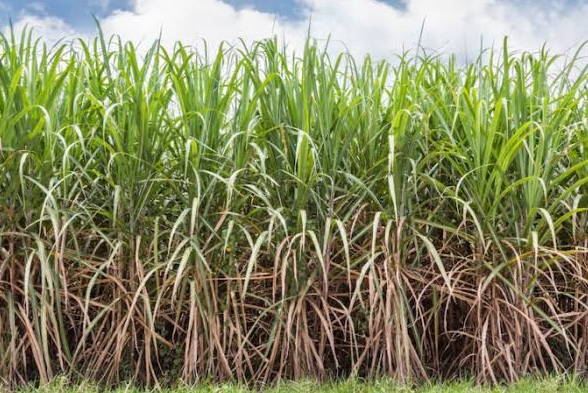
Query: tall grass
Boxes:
[{"xmin": 1, "ymin": 27, "xmax": 587, "ymax": 387}]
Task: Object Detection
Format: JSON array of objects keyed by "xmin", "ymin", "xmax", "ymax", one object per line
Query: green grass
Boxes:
[
  {"xmin": 10, "ymin": 377, "xmax": 588, "ymax": 393},
  {"xmin": 1, "ymin": 25, "xmax": 588, "ymax": 388}
]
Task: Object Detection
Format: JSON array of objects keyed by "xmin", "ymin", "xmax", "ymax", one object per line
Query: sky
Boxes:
[{"xmin": 1, "ymin": 0, "xmax": 587, "ymax": 60}]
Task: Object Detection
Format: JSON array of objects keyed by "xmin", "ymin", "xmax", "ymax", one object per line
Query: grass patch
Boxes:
[{"xmin": 9, "ymin": 377, "xmax": 588, "ymax": 392}]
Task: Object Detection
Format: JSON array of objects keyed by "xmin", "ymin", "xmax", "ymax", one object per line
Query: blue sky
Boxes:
[
  {"xmin": 223, "ymin": 0, "xmax": 405, "ymax": 18},
  {"xmin": 1, "ymin": 0, "xmax": 587, "ymax": 60},
  {"xmin": 0, "ymin": 0, "xmax": 133, "ymax": 29}
]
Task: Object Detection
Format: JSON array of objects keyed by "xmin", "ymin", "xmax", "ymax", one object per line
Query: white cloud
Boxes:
[
  {"xmin": 8, "ymin": 14, "xmax": 80, "ymax": 44},
  {"xmin": 100, "ymin": 0, "xmax": 286, "ymax": 50},
  {"xmin": 295, "ymin": 0, "xmax": 588, "ymax": 58},
  {"xmin": 6, "ymin": 0, "xmax": 588, "ymax": 60}
]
